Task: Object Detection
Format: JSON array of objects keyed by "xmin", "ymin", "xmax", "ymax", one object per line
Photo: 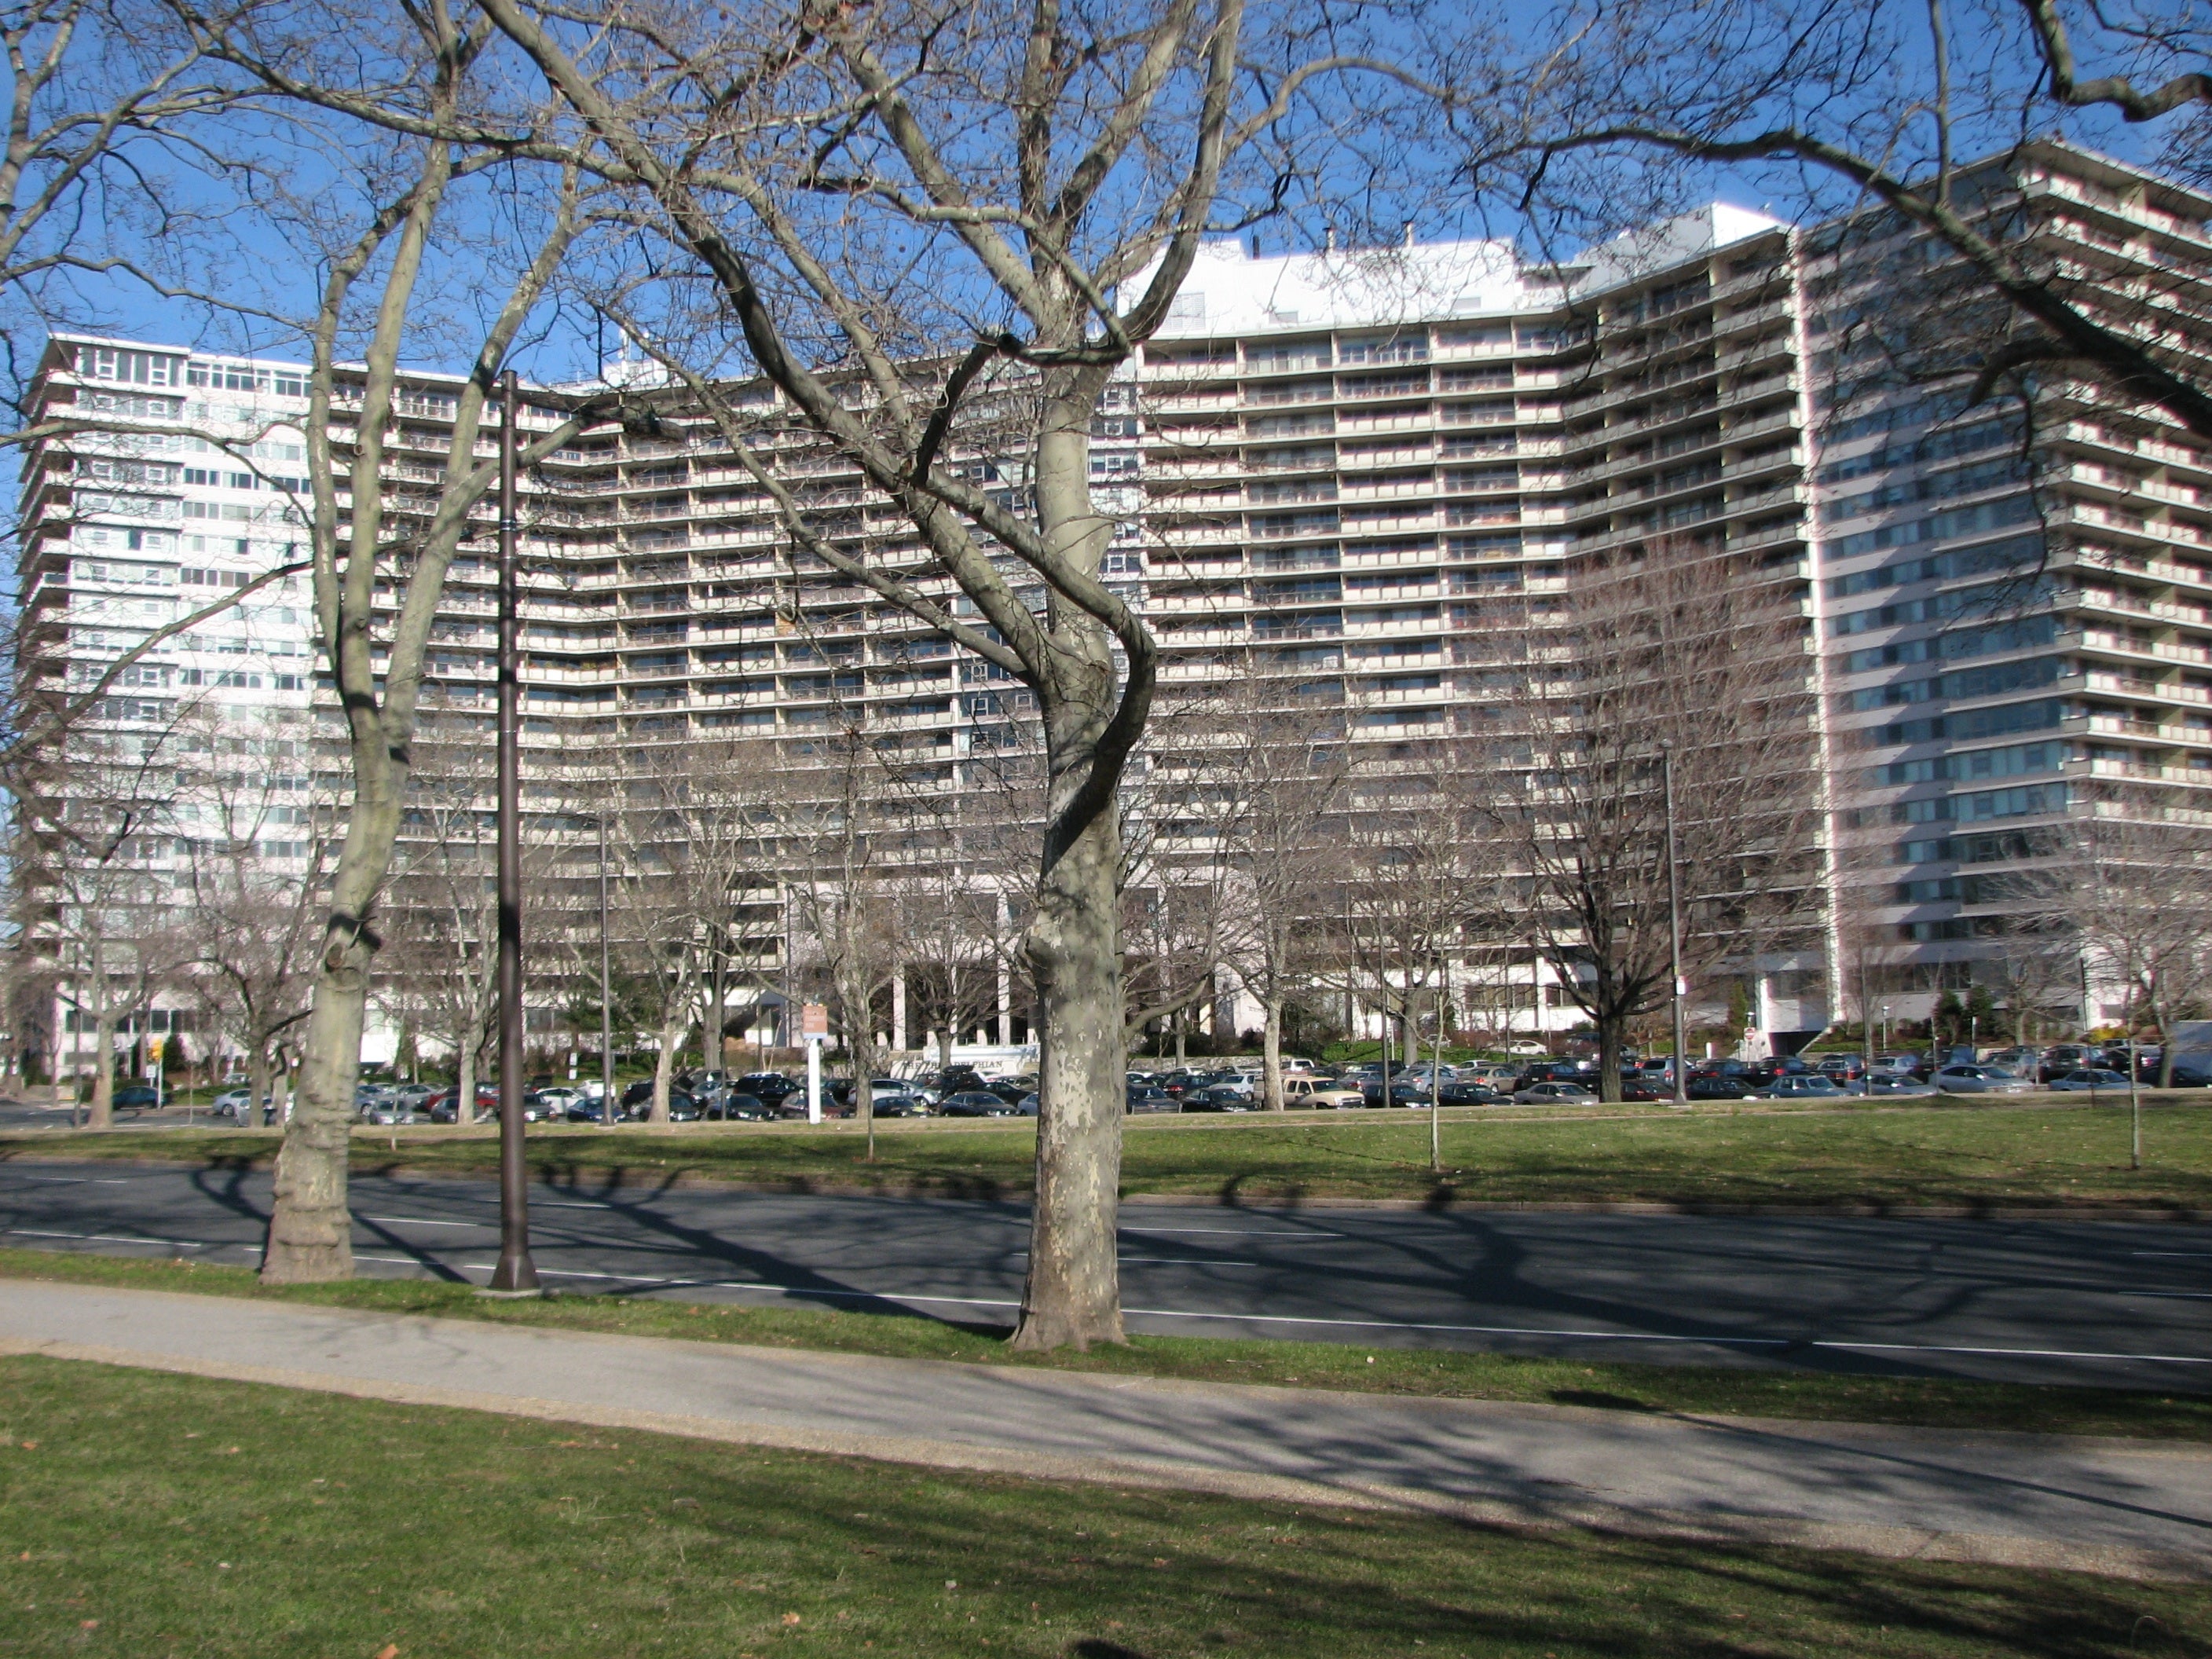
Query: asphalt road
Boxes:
[{"xmin": 2, "ymin": 1159, "xmax": 2210, "ymax": 1388}]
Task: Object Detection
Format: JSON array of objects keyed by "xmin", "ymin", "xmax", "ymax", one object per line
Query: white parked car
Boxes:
[{"xmin": 1505, "ymin": 1040, "xmax": 1550, "ymax": 1057}]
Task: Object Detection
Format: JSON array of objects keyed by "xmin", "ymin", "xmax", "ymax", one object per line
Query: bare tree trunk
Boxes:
[
  {"xmin": 86, "ymin": 1007, "xmax": 115, "ymax": 1130},
  {"xmin": 266, "ymin": 910, "xmax": 375, "ymax": 1280},
  {"xmin": 1595, "ymin": 1013, "xmax": 1624, "ymax": 1104},
  {"xmin": 650, "ymin": 1012, "xmax": 684, "ymax": 1124},
  {"xmin": 272, "ymin": 1054, "xmax": 293, "ymax": 1126},
  {"xmin": 454, "ymin": 1027, "xmax": 476, "ymax": 1130},
  {"xmin": 1262, "ymin": 995, "xmax": 1286, "ymax": 1111},
  {"xmin": 248, "ymin": 1046, "xmax": 273, "ymax": 1130},
  {"xmin": 1013, "ymin": 804, "xmax": 1125, "ymax": 1351}
]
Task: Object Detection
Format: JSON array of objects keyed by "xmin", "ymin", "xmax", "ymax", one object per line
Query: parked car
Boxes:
[
  {"xmin": 1463, "ymin": 1062, "xmax": 1523, "ymax": 1093},
  {"xmin": 1437, "ymin": 1080, "xmax": 1505, "ymax": 1105},
  {"xmin": 696, "ymin": 1092, "xmax": 764, "ymax": 1122},
  {"xmin": 619, "ymin": 1079, "xmax": 698, "ymax": 1117},
  {"xmin": 1126, "ymin": 1086, "xmax": 1179, "ymax": 1113},
  {"xmin": 737, "ymin": 1072, "xmax": 800, "ymax": 1104},
  {"xmin": 1181, "ymin": 1084, "xmax": 1257, "ymax": 1112},
  {"xmin": 111, "ymin": 1083, "xmax": 165, "ymax": 1112},
  {"xmin": 2034, "ymin": 1045, "xmax": 2100, "ymax": 1083},
  {"xmin": 1862, "ymin": 1075, "xmax": 1939, "ymax": 1097},
  {"xmin": 937, "ymin": 1090, "xmax": 1014, "ymax": 1118},
  {"xmin": 1512, "ymin": 1081, "xmax": 1599, "ymax": 1105},
  {"xmin": 1934, "ymin": 1064, "xmax": 2034, "ymax": 1096},
  {"xmin": 2048, "ymin": 1068, "xmax": 2132, "ymax": 1092},
  {"xmin": 1361, "ymin": 1077, "xmax": 1433, "ymax": 1108},
  {"xmin": 1282, "ymin": 1076, "xmax": 1364, "ymax": 1109},
  {"xmin": 1504, "ymin": 1040, "xmax": 1550, "ymax": 1057},
  {"xmin": 212, "ymin": 1086, "xmax": 269, "ymax": 1121},
  {"xmin": 1612, "ymin": 1075, "xmax": 1667, "ymax": 1102},
  {"xmin": 533, "ymin": 1086, "xmax": 584, "ymax": 1115},
  {"xmin": 424, "ymin": 1085, "xmax": 506, "ymax": 1124},
  {"xmin": 1745, "ymin": 1075, "xmax": 1853, "ymax": 1102},
  {"xmin": 865, "ymin": 1091, "xmax": 931, "ymax": 1119},
  {"xmin": 1010, "ymin": 1093, "xmax": 1042, "ymax": 1117},
  {"xmin": 1686, "ymin": 1075, "xmax": 1752, "ymax": 1101}
]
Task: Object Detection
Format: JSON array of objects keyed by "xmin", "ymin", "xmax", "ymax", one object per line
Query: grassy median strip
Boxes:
[
  {"xmin": 1, "ymin": 1355, "xmax": 2204, "ymax": 1658},
  {"xmin": 2, "ymin": 1245, "xmax": 2207, "ymax": 1444},
  {"xmin": 6, "ymin": 1096, "xmax": 2212, "ymax": 1210}
]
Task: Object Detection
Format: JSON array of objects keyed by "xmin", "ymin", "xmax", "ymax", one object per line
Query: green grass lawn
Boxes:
[
  {"xmin": 4, "ymin": 1246, "xmax": 2207, "ymax": 1444},
  {"xmin": 0, "ymin": 1353, "xmax": 2203, "ymax": 1658},
  {"xmin": 8, "ymin": 1097, "xmax": 2212, "ymax": 1210}
]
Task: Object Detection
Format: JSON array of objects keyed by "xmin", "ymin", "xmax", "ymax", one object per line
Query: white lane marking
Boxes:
[
  {"xmin": 357, "ymin": 1216, "xmax": 489, "ymax": 1229},
  {"xmin": 1807, "ymin": 1338, "xmax": 2212, "ymax": 1365},
  {"xmin": 1115, "ymin": 1306, "xmax": 2212, "ymax": 1364},
  {"xmin": 2132, "ymin": 1251, "xmax": 2212, "ymax": 1258},
  {"xmin": 1119, "ymin": 1258, "xmax": 1266, "ymax": 1268},
  {"xmin": 5, "ymin": 1227, "xmax": 209, "ymax": 1248},
  {"xmin": 4, "ymin": 1175, "xmax": 130, "ymax": 1185},
  {"xmin": 1122, "ymin": 1228, "xmax": 1343, "ymax": 1239},
  {"xmin": 1113, "ymin": 1306, "xmax": 1792, "ymax": 1346}
]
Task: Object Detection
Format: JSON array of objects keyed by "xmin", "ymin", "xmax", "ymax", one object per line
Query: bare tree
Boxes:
[
  {"xmin": 1119, "ymin": 696, "xmax": 1252, "ymax": 1065},
  {"xmin": 475, "ymin": 0, "xmax": 1454, "ymax": 1347},
  {"xmin": 160, "ymin": 20, "xmax": 652, "ymax": 1279},
  {"xmin": 18, "ymin": 701, "xmax": 201, "ymax": 1124},
  {"xmin": 1322, "ymin": 760, "xmax": 1477, "ymax": 1078},
  {"xmin": 1196, "ymin": 690, "xmax": 1349, "ymax": 1108},
  {"xmin": 1488, "ymin": 544, "xmax": 1825, "ymax": 1100},
  {"xmin": 2064, "ymin": 802, "xmax": 2212, "ymax": 1088},
  {"xmin": 784, "ymin": 729, "xmax": 903, "ymax": 1155},
  {"xmin": 173, "ymin": 702, "xmax": 328, "ymax": 1128},
  {"xmin": 598, "ymin": 735, "xmax": 776, "ymax": 1123}
]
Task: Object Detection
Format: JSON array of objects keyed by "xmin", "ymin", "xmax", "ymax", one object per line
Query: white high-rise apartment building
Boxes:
[{"xmin": 20, "ymin": 140, "xmax": 2212, "ymax": 1074}]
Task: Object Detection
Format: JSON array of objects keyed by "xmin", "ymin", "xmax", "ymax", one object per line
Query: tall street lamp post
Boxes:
[
  {"xmin": 486, "ymin": 368, "xmax": 539, "ymax": 1296},
  {"xmin": 1661, "ymin": 742, "xmax": 1688, "ymax": 1108},
  {"xmin": 599, "ymin": 808, "xmax": 613, "ymax": 1126}
]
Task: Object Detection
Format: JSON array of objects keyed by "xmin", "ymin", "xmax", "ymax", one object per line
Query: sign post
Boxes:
[{"xmin": 802, "ymin": 1002, "xmax": 829, "ymax": 1124}]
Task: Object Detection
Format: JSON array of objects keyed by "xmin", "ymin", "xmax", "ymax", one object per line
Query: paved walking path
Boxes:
[{"xmin": 2, "ymin": 1280, "xmax": 2209, "ymax": 1581}]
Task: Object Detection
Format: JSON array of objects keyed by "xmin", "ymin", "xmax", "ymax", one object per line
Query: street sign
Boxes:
[{"xmin": 801, "ymin": 1002, "xmax": 830, "ymax": 1041}]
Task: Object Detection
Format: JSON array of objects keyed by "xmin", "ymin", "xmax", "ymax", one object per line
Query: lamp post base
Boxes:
[
  {"xmin": 485, "ymin": 1249, "xmax": 540, "ymax": 1296},
  {"xmin": 476, "ymin": 1285, "xmax": 544, "ymax": 1300}
]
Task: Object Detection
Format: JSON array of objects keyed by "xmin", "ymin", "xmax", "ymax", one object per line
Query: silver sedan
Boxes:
[
  {"xmin": 1934, "ymin": 1064, "xmax": 2035, "ymax": 1095},
  {"xmin": 1511, "ymin": 1082, "xmax": 1599, "ymax": 1105},
  {"xmin": 2048, "ymin": 1069, "xmax": 2131, "ymax": 1092}
]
